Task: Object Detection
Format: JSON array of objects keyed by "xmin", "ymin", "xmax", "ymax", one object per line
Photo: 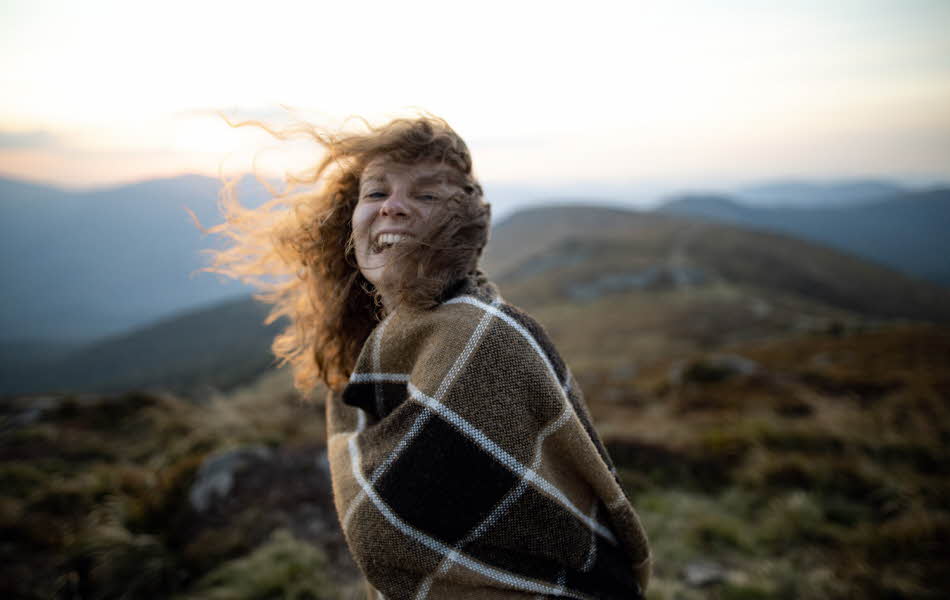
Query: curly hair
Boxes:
[{"xmin": 202, "ymin": 114, "xmax": 490, "ymax": 394}]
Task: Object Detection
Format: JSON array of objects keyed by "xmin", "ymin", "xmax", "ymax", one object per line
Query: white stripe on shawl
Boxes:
[
  {"xmin": 415, "ymin": 403, "xmax": 574, "ymax": 599},
  {"xmin": 341, "ymin": 316, "xmax": 390, "ymax": 528},
  {"xmin": 409, "ymin": 383, "xmax": 617, "ymax": 545},
  {"xmin": 444, "ymin": 295, "xmax": 565, "ymax": 389},
  {"xmin": 344, "ymin": 293, "xmax": 611, "ymax": 596},
  {"xmin": 443, "ymin": 296, "xmax": 626, "ymax": 536},
  {"xmin": 346, "ymin": 430, "xmax": 573, "ymax": 597},
  {"xmin": 342, "ymin": 297, "xmax": 501, "ymax": 531},
  {"xmin": 447, "ymin": 295, "xmax": 631, "ymax": 522},
  {"xmin": 582, "ymin": 501, "xmax": 599, "ymax": 572},
  {"xmin": 349, "ymin": 373, "xmax": 410, "ymax": 384}
]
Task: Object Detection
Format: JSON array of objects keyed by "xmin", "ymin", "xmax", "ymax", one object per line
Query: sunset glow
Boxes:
[{"xmin": 1, "ymin": 0, "xmax": 949, "ymax": 189}]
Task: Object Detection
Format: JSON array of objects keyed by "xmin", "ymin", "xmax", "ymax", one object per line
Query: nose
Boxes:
[{"xmin": 379, "ymin": 190, "xmax": 409, "ymax": 217}]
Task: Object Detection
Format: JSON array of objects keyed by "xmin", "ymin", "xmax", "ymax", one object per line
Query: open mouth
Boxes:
[{"xmin": 371, "ymin": 232, "xmax": 413, "ymax": 254}]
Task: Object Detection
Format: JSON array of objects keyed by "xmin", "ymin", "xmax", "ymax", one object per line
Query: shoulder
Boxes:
[
  {"xmin": 430, "ymin": 293, "xmax": 571, "ymax": 390},
  {"xmin": 372, "ymin": 276, "xmax": 570, "ymax": 389}
]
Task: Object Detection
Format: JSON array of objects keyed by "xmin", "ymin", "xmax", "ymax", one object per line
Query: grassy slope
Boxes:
[
  {"xmin": 5, "ymin": 322, "xmax": 946, "ymax": 598},
  {"xmin": 491, "ymin": 206, "xmax": 950, "ymax": 598},
  {"xmin": 487, "ymin": 207, "xmax": 950, "ymax": 324},
  {"xmin": 0, "ymin": 370, "xmax": 363, "ymax": 599},
  {"xmin": 3, "ymin": 205, "xmax": 949, "ymax": 598},
  {"xmin": 579, "ymin": 323, "xmax": 950, "ymax": 599},
  {"xmin": 3, "ymin": 296, "xmax": 281, "ymax": 397},
  {"xmin": 660, "ymin": 188, "xmax": 950, "ymax": 287}
]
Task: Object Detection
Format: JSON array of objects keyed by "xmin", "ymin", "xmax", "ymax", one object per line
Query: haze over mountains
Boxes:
[
  {"xmin": 730, "ymin": 179, "xmax": 912, "ymax": 207},
  {"xmin": 6, "ymin": 190, "xmax": 949, "ymax": 599},
  {"xmin": 2, "ymin": 174, "xmax": 949, "ymax": 395},
  {"xmin": 0, "ymin": 175, "xmax": 271, "ymax": 342},
  {"xmin": 660, "ymin": 187, "xmax": 950, "ymax": 286}
]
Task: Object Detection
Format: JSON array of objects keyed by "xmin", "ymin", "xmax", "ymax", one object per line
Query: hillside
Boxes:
[
  {"xmin": 658, "ymin": 188, "xmax": 950, "ymax": 286},
  {"xmin": 0, "ymin": 174, "xmax": 272, "ymax": 342},
  {"xmin": 7, "ymin": 204, "xmax": 950, "ymax": 397},
  {"xmin": 733, "ymin": 179, "xmax": 909, "ymax": 207},
  {"xmin": 1, "ymin": 296, "xmax": 281, "ymax": 397},
  {"xmin": 2, "ymin": 176, "xmax": 946, "ymax": 345},
  {"xmin": 4, "ymin": 204, "xmax": 949, "ymax": 598},
  {"xmin": 481, "ymin": 206, "xmax": 950, "ymax": 377},
  {"xmin": 6, "ymin": 323, "xmax": 949, "ymax": 599},
  {"xmin": 594, "ymin": 322, "xmax": 950, "ymax": 599}
]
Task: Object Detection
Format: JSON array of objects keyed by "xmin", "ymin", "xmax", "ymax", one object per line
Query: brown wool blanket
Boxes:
[{"xmin": 327, "ymin": 278, "xmax": 651, "ymax": 599}]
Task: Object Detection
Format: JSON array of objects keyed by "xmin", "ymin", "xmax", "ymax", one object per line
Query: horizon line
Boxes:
[{"xmin": 2, "ymin": 169, "xmax": 949, "ymax": 196}]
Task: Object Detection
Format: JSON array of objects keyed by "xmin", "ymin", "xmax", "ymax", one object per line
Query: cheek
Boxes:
[
  {"xmin": 419, "ymin": 203, "xmax": 447, "ymax": 227},
  {"xmin": 351, "ymin": 207, "xmax": 373, "ymax": 244}
]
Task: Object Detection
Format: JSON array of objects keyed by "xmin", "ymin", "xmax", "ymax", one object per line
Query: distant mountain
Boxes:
[
  {"xmin": 7, "ymin": 204, "xmax": 950, "ymax": 397},
  {"xmin": 3, "ymin": 173, "xmax": 944, "ymax": 345},
  {"xmin": 0, "ymin": 174, "xmax": 272, "ymax": 342},
  {"xmin": 482, "ymin": 204, "xmax": 950, "ymax": 376},
  {"xmin": 0, "ymin": 177, "xmax": 71, "ymax": 205},
  {"xmin": 733, "ymin": 179, "xmax": 910, "ymax": 207},
  {"xmin": 658, "ymin": 189, "xmax": 950, "ymax": 286},
  {"xmin": 485, "ymin": 205, "xmax": 950, "ymax": 321},
  {"xmin": 1, "ymin": 295, "xmax": 281, "ymax": 396}
]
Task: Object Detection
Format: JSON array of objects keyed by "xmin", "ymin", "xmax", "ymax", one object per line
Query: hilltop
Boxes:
[
  {"xmin": 3, "ymin": 203, "xmax": 949, "ymax": 598},
  {"xmin": 658, "ymin": 188, "xmax": 950, "ymax": 286},
  {"xmin": 8, "ymin": 204, "xmax": 950, "ymax": 397}
]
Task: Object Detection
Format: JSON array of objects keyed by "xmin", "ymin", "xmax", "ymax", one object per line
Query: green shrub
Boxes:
[
  {"xmin": 719, "ymin": 582, "xmax": 772, "ymax": 600},
  {"xmin": 0, "ymin": 462, "xmax": 47, "ymax": 498},
  {"xmin": 759, "ymin": 491, "xmax": 840, "ymax": 548},
  {"xmin": 690, "ymin": 516, "xmax": 752, "ymax": 552},
  {"xmin": 178, "ymin": 529, "xmax": 336, "ymax": 600},
  {"xmin": 65, "ymin": 502, "xmax": 182, "ymax": 599}
]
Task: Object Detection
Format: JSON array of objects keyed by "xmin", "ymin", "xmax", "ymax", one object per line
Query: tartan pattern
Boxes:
[{"xmin": 327, "ymin": 278, "xmax": 650, "ymax": 599}]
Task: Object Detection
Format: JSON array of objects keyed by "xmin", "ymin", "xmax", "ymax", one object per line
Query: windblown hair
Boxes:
[{"xmin": 204, "ymin": 115, "xmax": 490, "ymax": 394}]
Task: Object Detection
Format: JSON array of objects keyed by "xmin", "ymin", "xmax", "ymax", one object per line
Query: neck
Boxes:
[{"xmin": 371, "ymin": 283, "xmax": 396, "ymax": 316}]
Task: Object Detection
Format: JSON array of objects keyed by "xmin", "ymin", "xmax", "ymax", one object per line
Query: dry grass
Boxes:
[
  {"xmin": 3, "ymin": 288, "xmax": 947, "ymax": 598},
  {"xmin": 575, "ymin": 323, "xmax": 950, "ymax": 599}
]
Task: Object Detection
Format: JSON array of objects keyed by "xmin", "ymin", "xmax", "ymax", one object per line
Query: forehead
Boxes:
[{"xmin": 360, "ymin": 158, "xmax": 465, "ymax": 186}]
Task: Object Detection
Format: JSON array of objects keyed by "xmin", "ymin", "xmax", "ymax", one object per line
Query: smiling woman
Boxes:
[
  {"xmin": 204, "ymin": 114, "xmax": 650, "ymax": 598},
  {"xmin": 204, "ymin": 115, "xmax": 490, "ymax": 391},
  {"xmin": 352, "ymin": 157, "xmax": 483, "ymax": 307}
]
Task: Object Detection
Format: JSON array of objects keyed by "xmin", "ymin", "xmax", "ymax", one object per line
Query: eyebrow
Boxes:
[
  {"xmin": 360, "ymin": 166, "xmax": 468, "ymax": 189},
  {"xmin": 415, "ymin": 168, "xmax": 473, "ymax": 188},
  {"xmin": 413, "ymin": 174, "xmax": 452, "ymax": 187},
  {"xmin": 359, "ymin": 175, "xmax": 386, "ymax": 187}
]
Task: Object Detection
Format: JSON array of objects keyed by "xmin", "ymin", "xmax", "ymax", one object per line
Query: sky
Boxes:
[{"xmin": 1, "ymin": 0, "xmax": 949, "ymax": 192}]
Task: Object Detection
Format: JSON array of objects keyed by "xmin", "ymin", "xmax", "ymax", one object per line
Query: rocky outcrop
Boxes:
[{"xmin": 189, "ymin": 446, "xmax": 274, "ymax": 513}]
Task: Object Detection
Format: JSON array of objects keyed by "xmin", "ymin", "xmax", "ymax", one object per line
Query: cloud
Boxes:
[
  {"xmin": 0, "ymin": 130, "xmax": 61, "ymax": 149},
  {"xmin": 468, "ymin": 134, "xmax": 552, "ymax": 150},
  {"xmin": 171, "ymin": 106, "xmax": 301, "ymax": 125}
]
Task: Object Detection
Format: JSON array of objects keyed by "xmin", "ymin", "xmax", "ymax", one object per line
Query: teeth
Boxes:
[{"xmin": 375, "ymin": 233, "xmax": 409, "ymax": 248}]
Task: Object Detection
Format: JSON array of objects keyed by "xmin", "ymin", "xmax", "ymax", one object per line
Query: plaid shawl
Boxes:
[{"xmin": 327, "ymin": 276, "xmax": 651, "ymax": 599}]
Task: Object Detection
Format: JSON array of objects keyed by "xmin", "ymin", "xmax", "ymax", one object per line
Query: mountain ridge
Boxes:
[
  {"xmin": 7, "ymin": 203, "xmax": 950, "ymax": 396},
  {"xmin": 659, "ymin": 188, "xmax": 950, "ymax": 286}
]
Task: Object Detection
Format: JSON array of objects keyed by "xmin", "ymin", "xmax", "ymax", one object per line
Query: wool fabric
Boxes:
[{"xmin": 327, "ymin": 276, "xmax": 651, "ymax": 599}]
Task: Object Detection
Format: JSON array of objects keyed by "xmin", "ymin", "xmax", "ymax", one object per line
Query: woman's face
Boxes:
[{"xmin": 352, "ymin": 157, "xmax": 466, "ymax": 290}]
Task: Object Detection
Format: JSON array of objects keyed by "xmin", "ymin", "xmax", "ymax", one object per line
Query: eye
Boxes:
[
  {"xmin": 417, "ymin": 193, "xmax": 439, "ymax": 202},
  {"xmin": 364, "ymin": 191, "xmax": 387, "ymax": 200}
]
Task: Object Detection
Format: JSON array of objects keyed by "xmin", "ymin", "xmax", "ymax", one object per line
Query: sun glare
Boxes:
[
  {"xmin": 1, "ymin": 1, "xmax": 948, "ymax": 186},
  {"xmin": 171, "ymin": 116, "xmax": 241, "ymax": 155}
]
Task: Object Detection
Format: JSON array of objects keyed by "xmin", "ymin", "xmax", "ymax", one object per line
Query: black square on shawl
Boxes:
[
  {"xmin": 342, "ymin": 381, "xmax": 408, "ymax": 420},
  {"xmin": 375, "ymin": 414, "xmax": 519, "ymax": 545},
  {"xmin": 463, "ymin": 483, "xmax": 586, "ymax": 583},
  {"xmin": 461, "ymin": 539, "xmax": 562, "ymax": 584},
  {"xmin": 564, "ymin": 533, "xmax": 643, "ymax": 600}
]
